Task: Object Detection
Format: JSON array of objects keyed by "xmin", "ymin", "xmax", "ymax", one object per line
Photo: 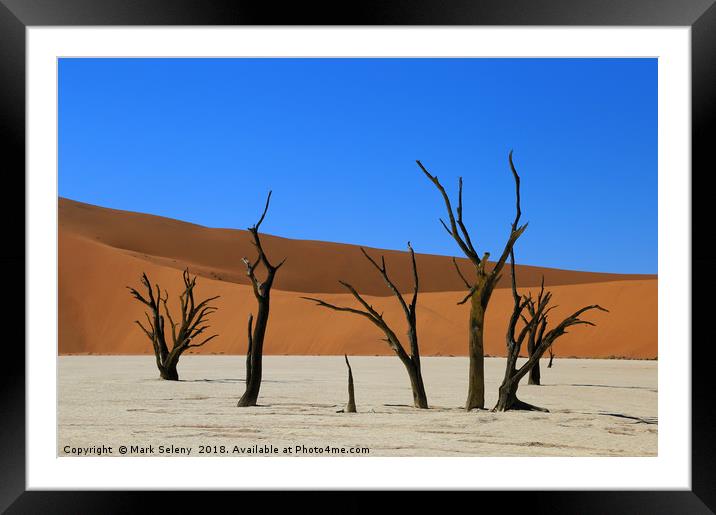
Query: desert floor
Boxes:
[{"xmin": 58, "ymin": 356, "xmax": 657, "ymax": 457}]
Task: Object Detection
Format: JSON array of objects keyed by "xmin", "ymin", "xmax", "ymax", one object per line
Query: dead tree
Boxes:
[
  {"xmin": 525, "ymin": 290, "xmax": 558, "ymax": 381},
  {"xmin": 303, "ymin": 243, "xmax": 429, "ymax": 409},
  {"xmin": 344, "ymin": 355, "xmax": 357, "ymax": 413},
  {"xmin": 128, "ymin": 269, "xmax": 219, "ymax": 380},
  {"xmin": 237, "ymin": 191, "xmax": 286, "ymax": 407},
  {"xmin": 493, "ymin": 251, "xmax": 607, "ymax": 412},
  {"xmin": 525, "ymin": 281, "xmax": 543, "ymax": 385},
  {"xmin": 418, "ymin": 151, "xmax": 527, "ymax": 410}
]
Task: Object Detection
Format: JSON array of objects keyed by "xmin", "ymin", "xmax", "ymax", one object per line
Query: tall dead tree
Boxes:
[
  {"xmin": 494, "ymin": 251, "xmax": 607, "ymax": 412},
  {"xmin": 303, "ymin": 243, "xmax": 429, "ymax": 409},
  {"xmin": 237, "ymin": 191, "xmax": 286, "ymax": 407},
  {"xmin": 418, "ymin": 151, "xmax": 527, "ymax": 410},
  {"xmin": 344, "ymin": 355, "xmax": 357, "ymax": 413},
  {"xmin": 128, "ymin": 269, "xmax": 219, "ymax": 380}
]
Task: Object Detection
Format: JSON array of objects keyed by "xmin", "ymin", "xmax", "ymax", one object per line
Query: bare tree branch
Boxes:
[
  {"xmin": 490, "ymin": 150, "xmax": 528, "ymax": 283},
  {"xmin": 495, "ymin": 249, "xmax": 608, "ymax": 411},
  {"xmin": 301, "ymin": 296, "xmax": 379, "ymax": 321},
  {"xmin": 134, "ymin": 320, "xmax": 153, "ymax": 340},
  {"xmin": 337, "ymin": 280, "xmax": 384, "ymax": 321},
  {"xmin": 128, "ymin": 270, "xmax": 219, "ymax": 380},
  {"xmin": 457, "ymin": 285, "xmax": 478, "ymax": 305},
  {"xmin": 254, "ymin": 190, "xmax": 272, "ymax": 231},
  {"xmin": 456, "ymin": 177, "xmax": 478, "ymax": 256},
  {"xmin": 416, "ymin": 160, "xmax": 480, "ymax": 265},
  {"xmin": 302, "ymin": 244, "xmax": 428, "ymax": 408},
  {"xmin": 359, "ymin": 247, "xmax": 410, "ymax": 320},
  {"xmin": 452, "ymin": 256, "xmax": 472, "ymax": 289},
  {"xmin": 186, "ymin": 334, "xmax": 219, "ymax": 349},
  {"xmin": 407, "ymin": 241, "xmax": 419, "ymax": 315}
]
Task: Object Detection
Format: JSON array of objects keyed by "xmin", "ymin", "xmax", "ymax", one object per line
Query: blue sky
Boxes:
[{"xmin": 59, "ymin": 58, "xmax": 657, "ymax": 274}]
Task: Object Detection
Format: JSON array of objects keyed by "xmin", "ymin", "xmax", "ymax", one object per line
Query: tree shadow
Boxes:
[
  {"xmin": 179, "ymin": 378, "xmax": 286, "ymax": 384},
  {"xmin": 565, "ymin": 409, "xmax": 658, "ymax": 425},
  {"xmin": 544, "ymin": 383, "xmax": 657, "ymax": 392},
  {"xmin": 179, "ymin": 378, "xmax": 243, "ymax": 384},
  {"xmin": 597, "ymin": 412, "xmax": 658, "ymax": 425}
]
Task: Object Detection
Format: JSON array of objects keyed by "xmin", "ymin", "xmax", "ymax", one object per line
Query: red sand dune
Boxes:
[{"xmin": 59, "ymin": 198, "xmax": 657, "ymax": 359}]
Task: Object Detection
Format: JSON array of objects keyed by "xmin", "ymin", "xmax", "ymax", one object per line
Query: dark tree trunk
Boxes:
[
  {"xmin": 344, "ymin": 355, "xmax": 356, "ymax": 413},
  {"xmin": 466, "ymin": 293, "xmax": 487, "ymax": 410},
  {"xmin": 494, "ymin": 381, "xmax": 517, "ymax": 412},
  {"xmin": 494, "ymin": 380, "xmax": 548, "ymax": 412},
  {"xmin": 159, "ymin": 350, "xmax": 181, "ymax": 381},
  {"xmin": 237, "ymin": 191, "xmax": 285, "ymax": 408},
  {"xmin": 527, "ymin": 361, "xmax": 542, "ymax": 386},
  {"xmin": 547, "ymin": 348, "xmax": 554, "ymax": 368},
  {"xmin": 405, "ymin": 317, "xmax": 429, "ymax": 409},
  {"xmin": 405, "ymin": 358, "xmax": 428, "ymax": 409},
  {"xmin": 528, "ymin": 362, "xmax": 541, "ymax": 385},
  {"xmin": 159, "ymin": 363, "xmax": 179, "ymax": 381},
  {"xmin": 238, "ymin": 300, "xmax": 270, "ymax": 407},
  {"xmin": 528, "ymin": 355, "xmax": 541, "ymax": 385},
  {"xmin": 245, "ymin": 314, "xmax": 253, "ymax": 387},
  {"xmin": 527, "ymin": 331, "xmax": 541, "ymax": 384}
]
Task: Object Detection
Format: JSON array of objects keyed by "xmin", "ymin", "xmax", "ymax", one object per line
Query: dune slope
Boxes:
[
  {"xmin": 59, "ymin": 201, "xmax": 658, "ymax": 358},
  {"xmin": 60, "ymin": 198, "xmax": 654, "ymax": 295}
]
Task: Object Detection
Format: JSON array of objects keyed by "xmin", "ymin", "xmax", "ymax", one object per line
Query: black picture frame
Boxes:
[{"xmin": 2, "ymin": 1, "xmax": 713, "ymax": 512}]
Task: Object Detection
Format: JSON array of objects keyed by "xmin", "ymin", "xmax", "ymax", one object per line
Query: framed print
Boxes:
[{"xmin": 2, "ymin": 0, "xmax": 714, "ymax": 512}]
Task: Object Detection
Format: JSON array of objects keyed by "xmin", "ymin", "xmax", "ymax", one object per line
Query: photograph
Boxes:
[{"xmin": 57, "ymin": 56, "xmax": 658, "ymax": 458}]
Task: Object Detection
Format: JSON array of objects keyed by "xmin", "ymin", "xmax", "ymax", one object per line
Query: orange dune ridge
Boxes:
[{"xmin": 59, "ymin": 198, "xmax": 657, "ymax": 358}]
